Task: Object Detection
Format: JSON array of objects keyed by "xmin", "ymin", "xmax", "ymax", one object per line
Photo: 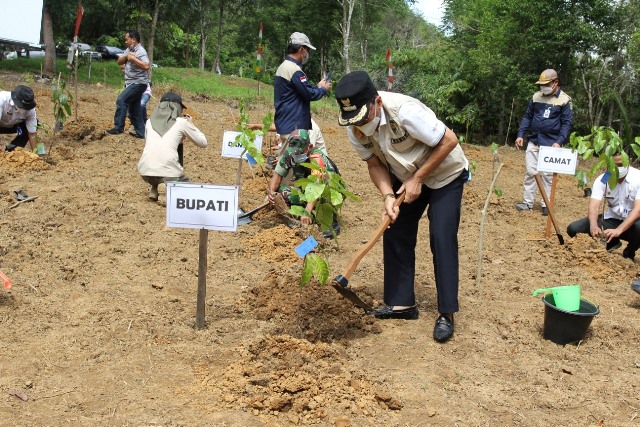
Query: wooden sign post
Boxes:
[
  {"xmin": 166, "ymin": 183, "xmax": 239, "ymax": 330},
  {"xmin": 536, "ymin": 147, "xmax": 578, "ymax": 239}
]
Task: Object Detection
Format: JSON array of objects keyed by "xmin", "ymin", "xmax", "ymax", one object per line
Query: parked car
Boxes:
[
  {"xmin": 81, "ymin": 51, "xmax": 103, "ymax": 61},
  {"xmin": 56, "ymin": 41, "xmax": 91, "ymax": 58},
  {"xmin": 4, "ymin": 49, "xmax": 45, "ymax": 59},
  {"xmin": 96, "ymin": 45, "xmax": 124, "ymax": 60}
]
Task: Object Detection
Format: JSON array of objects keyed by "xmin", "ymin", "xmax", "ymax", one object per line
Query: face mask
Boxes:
[
  {"xmin": 301, "ymin": 49, "xmax": 309, "ymax": 65},
  {"xmin": 540, "ymin": 84, "xmax": 555, "ymax": 95},
  {"xmin": 292, "ymin": 153, "xmax": 308, "ymax": 164},
  {"xmin": 618, "ymin": 165, "xmax": 629, "ymax": 179},
  {"xmin": 356, "ymin": 105, "xmax": 380, "ymax": 137}
]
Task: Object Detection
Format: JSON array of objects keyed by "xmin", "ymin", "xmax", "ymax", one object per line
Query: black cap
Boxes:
[
  {"xmin": 11, "ymin": 85, "xmax": 36, "ymax": 110},
  {"xmin": 160, "ymin": 92, "xmax": 187, "ymax": 109},
  {"xmin": 334, "ymin": 71, "xmax": 378, "ymax": 126}
]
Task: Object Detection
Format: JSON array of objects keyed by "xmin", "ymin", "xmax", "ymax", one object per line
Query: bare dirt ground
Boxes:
[{"xmin": 1, "ymin": 71, "xmax": 639, "ymax": 427}]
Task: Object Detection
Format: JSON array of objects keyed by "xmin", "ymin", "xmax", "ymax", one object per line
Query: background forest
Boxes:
[{"xmin": 28, "ymin": 0, "xmax": 640, "ymax": 145}]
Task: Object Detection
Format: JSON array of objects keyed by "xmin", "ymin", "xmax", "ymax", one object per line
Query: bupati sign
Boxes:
[
  {"xmin": 166, "ymin": 182, "xmax": 238, "ymax": 231},
  {"xmin": 536, "ymin": 147, "xmax": 578, "ymax": 175}
]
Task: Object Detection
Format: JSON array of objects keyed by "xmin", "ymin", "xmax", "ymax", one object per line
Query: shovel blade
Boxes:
[
  {"xmin": 237, "ymin": 209, "xmax": 252, "ymax": 225},
  {"xmin": 331, "ymin": 281, "xmax": 373, "ymax": 312}
]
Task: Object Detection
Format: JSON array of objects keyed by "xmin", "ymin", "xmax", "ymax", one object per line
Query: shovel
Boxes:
[
  {"xmin": 331, "ymin": 192, "xmax": 406, "ymax": 312},
  {"xmin": 237, "ymin": 201, "xmax": 270, "ymax": 225},
  {"xmin": 534, "ymin": 173, "xmax": 564, "ymax": 245}
]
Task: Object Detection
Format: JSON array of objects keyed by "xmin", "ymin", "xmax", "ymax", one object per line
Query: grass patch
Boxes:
[{"xmin": 0, "ymin": 57, "xmax": 338, "ymax": 114}]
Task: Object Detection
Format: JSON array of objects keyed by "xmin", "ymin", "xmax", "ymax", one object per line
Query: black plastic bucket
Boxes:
[{"xmin": 542, "ymin": 294, "xmax": 599, "ymax": 345}]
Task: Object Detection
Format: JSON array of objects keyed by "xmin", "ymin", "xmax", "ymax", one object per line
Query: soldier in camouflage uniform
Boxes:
[{"xmin": 267, "ymin": 129, "xmax": 341, "ymax": 238}]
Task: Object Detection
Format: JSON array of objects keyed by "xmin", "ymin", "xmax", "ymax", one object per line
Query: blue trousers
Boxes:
[
  {"xmin": 383, "ymin": 170, "xmax": 468, "ymax": 313},
  {"xmin": 114, "ymin": 83, "xmax": 147, "ymax": 136}
]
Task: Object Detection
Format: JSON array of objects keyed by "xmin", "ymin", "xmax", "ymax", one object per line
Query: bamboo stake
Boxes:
[{"xmin": 476, "ymin": 163, "xmax": 504, "ymax": 286}]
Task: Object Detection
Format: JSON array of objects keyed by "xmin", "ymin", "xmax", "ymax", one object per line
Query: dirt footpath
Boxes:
[{"xmin": 1, "ymin": 72, "xmax": 639, "ymax": 426}]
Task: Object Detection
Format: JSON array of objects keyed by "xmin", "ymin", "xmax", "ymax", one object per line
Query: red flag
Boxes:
[
  {"xmin": 386, "ymin": 48, "xmax": 394, "ymax": 91},
  {"xmin": 73, "ymin": 3, "xmax": 84, "ymax": 42}
]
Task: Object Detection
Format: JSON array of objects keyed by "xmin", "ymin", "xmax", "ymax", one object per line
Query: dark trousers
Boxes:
[
  {"xmin": 114, "ymin": 83, "xmax": 147, "ymax": 136},
  {"xmin": 383, "ymin": 170, "xmax": 468, "ymax": 313},
  {"xmin": 567, "ymin": 215, "xmax": 640, "ymax": 255},
  {"xmin": 1, "ymin": 122, "xmax": 29, "ymax": 151}
]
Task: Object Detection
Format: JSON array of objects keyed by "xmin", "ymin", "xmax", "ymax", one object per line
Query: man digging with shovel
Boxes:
[{"xmin": 334, "ymin": 71, "xmax": 469, "ymax": 343}]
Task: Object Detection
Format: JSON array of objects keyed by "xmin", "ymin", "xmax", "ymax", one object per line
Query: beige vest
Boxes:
[{"xmin": 361, "ymin": 92, "xmax": 468, "ymax": 189}]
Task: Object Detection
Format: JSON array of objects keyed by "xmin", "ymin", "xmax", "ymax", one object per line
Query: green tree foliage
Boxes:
[{"xmin": 35, "ymin": 0, "xmax": 640, "ymax": 147}]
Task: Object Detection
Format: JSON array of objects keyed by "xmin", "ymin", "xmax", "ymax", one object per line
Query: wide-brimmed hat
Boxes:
[
  {"xmin": 11, "ymin": 85, "xmax": 36, "ymax": 110},
  {"xmin": 535, "ymin": 69, "xmax": 558, "ymax": 85},
  {"xmin": 334, "ymin": 71, "xmax": 378, "ymax": 126},
  {"xmin": 160, "ymin": 92, "xmax": 187, "ymax": 109},
  {"xmin": 289, "ymin": 32, "xmax": 315, "ymax": 50},
  {"xmin": 286, "ymin": 129, "xmax": 311, "ymax": 155}
]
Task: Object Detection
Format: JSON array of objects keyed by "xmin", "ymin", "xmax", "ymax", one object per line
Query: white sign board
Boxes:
[
  {"xmin": 166, "ymin": 183, "xmax": 238, "ymax": 231},
  {"xmin": 536, "ymin": 146, "xmax": 578, "ymax": 175},
  {"xmin": 221, "ymin": 130, "xmax": 263, "ymax": 160}
]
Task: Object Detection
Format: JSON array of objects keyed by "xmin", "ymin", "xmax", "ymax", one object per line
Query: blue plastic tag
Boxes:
[
  {"xmin": 295, "ymin": 236, "xmax": 318, "ymax": 258},
  {"xmin": 246, "ymin": 153, "xmax": 257, "ymax": 166},
  {"xmin": 601, "ymin": 171, "xmax": 611, "ymax": 184}
]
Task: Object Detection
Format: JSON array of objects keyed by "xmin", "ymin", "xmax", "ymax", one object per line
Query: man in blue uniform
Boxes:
[
  {"xmin": 273, "ymin": 32, "xmax": 331, "ymax": 142},
  {"xmin": 515, "ymin": 69, "xmax": 573, "ymax": 216}
]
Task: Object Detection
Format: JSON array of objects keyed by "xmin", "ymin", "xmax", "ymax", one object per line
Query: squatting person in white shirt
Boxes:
[
  {"xmin": 137, "ymin": 92, "xmax": 207, "ymax": 201},
  {"xmin": 566, "ymin": 154, "xmax": 640, "ymax": 261}
]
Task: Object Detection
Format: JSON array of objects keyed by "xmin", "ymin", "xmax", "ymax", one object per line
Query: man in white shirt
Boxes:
[
  {"xmin": 0, "ymin": 85, "xmax": 38, "ymax": 152},
  {"xmin": 567, "ymin": 154, "xmax": 640, "ymax": 261},
  {"xmin": 334, "ymin": 71, "xmax": 469, "ymax": 343}
]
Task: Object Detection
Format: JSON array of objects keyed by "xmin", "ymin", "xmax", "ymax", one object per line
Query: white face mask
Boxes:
[
  {"xmin": 618, "ymin": 165, "xmax": 629, "ymax": 179},
  {"xmin": 301, "ymin": 49, "xmax": 309, "ymax": 65},
  {"xmin": 540, "ymin": 84, "xmax": 555, "ymax": 95},
  {"xmin": 356, "ymin": 105, "xmax": 380, "ymax": 137}
]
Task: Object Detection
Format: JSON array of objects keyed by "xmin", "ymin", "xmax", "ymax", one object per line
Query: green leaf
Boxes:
[
  {"xmin": 330, "ymin": 188, "xmax": 344, "ymax": 207},
  {"xmin": 308, "ymin": 254, "xmax": 330, "ymax": 285},
  {"xmin": 304, "ymin": 182, "xmax": 326, "ymax": 201},
  {"xmin": 300, "ymin": 256, "xmax": 314, "ymax": 287},
  {"xmin": 289, "ymin": 205, "xmax": 309, "ymax": 218}
]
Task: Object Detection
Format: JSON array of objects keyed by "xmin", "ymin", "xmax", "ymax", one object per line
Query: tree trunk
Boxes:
[
  {"xmin": 339, "ymin": 0, "xmax": 356, "ymax": 74},
  {"xmin": 185, "ymin": 31, "xmax": 190, "ymax": 68},
  {"xmin": 496, "ymin": 92, "xmax": 505, "ymax": 144},
  {"xmin": 42, "ymin": 8, "xmax": 56, "ymax": 75},
  {"xmin": 212, "ymin": 0, "xmax": 224, "ymax": 74},
  {"xmin": 147, "ymin": 0, "xmax": 161, "ymax": 79}
]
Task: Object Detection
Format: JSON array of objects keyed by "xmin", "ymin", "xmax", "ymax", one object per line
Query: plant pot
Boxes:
[{"xmin": 541, "ymin": 294, "xmax": 599, "ymax": 345}]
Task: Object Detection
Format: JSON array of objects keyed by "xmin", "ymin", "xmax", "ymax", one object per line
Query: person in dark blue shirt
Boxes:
[
  {"xmin": 515, "ymin": 69, "xmax": 573, "ymax": 216},
  {"xmin": 273, "ymin": 32, "xmax": 331, "ymax": 143}
]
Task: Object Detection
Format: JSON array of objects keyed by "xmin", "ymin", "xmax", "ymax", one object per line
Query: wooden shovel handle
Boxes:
[
  {"xmin": 534, "ymin": 174, "xmax": 563, "ymax": 235},
  {"xmin": 340, "ymin": 192, "xmax": 406, "ymax": 281}
]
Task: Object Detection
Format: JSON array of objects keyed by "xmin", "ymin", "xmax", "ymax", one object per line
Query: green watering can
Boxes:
[{"xmin": 532, "ymin": 285, "xmax": 581, "ymax": 312}]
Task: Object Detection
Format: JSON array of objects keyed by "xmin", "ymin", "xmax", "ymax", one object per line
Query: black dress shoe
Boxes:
[
  {"xmin": 106, "ymin": 127, "xmax": 123, "ymax": 135},
  {"xmin": 129, "ymin": 131, "xmax": 144, "ymax": 139},
  {"xmin": 433, "ymin": 314, "xmax": 454, "ymax": 342},
  {"xmin": 367, "ymin": 305, "xmax": 419, "ymax": 320}
]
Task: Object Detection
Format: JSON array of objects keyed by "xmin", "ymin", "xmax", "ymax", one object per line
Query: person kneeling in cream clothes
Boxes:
[{"xmin": 137, "ymin": 92, "xmax": 207, "ymax": 201}]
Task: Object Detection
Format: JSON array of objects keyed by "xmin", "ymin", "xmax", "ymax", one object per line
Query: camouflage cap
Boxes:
[{"xmin": 286, "ymin": 129, "xmax": 311, "ymax": 154}]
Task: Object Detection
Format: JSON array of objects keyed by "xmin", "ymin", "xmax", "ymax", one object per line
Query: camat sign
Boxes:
[
  {"xmin": 166, "ymin": 182, "xmax": 239, "ymax": 231},
  {"xmin": 536, "ymin": 146, "xmax": 578, "ymax": 175}
]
